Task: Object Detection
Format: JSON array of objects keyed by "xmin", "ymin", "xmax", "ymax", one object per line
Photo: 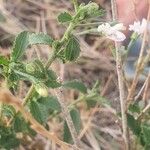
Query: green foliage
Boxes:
[
  {"xmin": 0, "ymin": 125, "xmax": 20, "ymax": 150},
  {"xmin": 29, "ymin": 96, "xmax": 61, "ymax": 124},
  {"xmin": 11, "ymin": 31, "xmax": 29, "ymax": 62},
  {"xmin": 63, "ymin": 80, "xmax": 87, "ymax": 93},
  {"xmin": 58, "ymin": 12, "xmax": 72, "ymax": 23},
  {"xmin": 11, "ymin": 31, "xmax": 53, "ymax": 62},
  {"xmin": 63, "ymin": 108, "xmax": 81, "ymax": 143},
  {"xmin": 127, "ymin": 113, "xmax": 141, "ymax": 136},
  {"xmin": 45, "ymin": 69, "xmax": 61, "ymax": 88},
  {"xmin": 0, "ymin": 56, "xmax": 9, "ymax": 66},
  {"xmin": 64, "ymin": 36, "xmax": 80, "ymax": 61},
  {"xmin": 29, "ymin": 32, "xmax": 53, "ymax": 45},
  {"xmin": 2, "ymin": 104, "xmax": 16, "ymax": 118},
  {"xmin": 142, "ymin": 124, "xmax": 150, "ymax": 146}
]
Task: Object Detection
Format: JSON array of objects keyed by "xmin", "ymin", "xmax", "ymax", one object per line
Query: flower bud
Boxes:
[
  {"xmin": 26, "ymin": 63, "xmax": 36, "ymax": 74},
  {"xmin": 86, "ymin": 2, "xmax": 99, "ymax": 15},
  {"xmin": 35, "ymin": 83, "xmax": 48, "ymax": 97}
]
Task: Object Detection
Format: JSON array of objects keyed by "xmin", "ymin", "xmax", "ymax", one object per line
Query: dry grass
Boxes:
[{"xmin": 0, "ymin": 0, "xmax": 126, "ymax": 150}]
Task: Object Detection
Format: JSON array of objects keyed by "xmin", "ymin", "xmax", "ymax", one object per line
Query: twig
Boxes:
[
  {"xmin": 111, "ymin": 0, "xmax": 129, "ymax": 149},
  {"xmin": 142, "ymin": 74, "xmax": 150, "ymax": 106},
  {"xmin": 137, "ymin": 102, "xmax": 150, "ymax": 121},
  {"xmin": 127, "ymin": 4, "xmax": 150, "ymax": 103},
  {"xmin": 71, "ymin": 0, "xmax": 78, "ymax": 13},
  {"xmin": 54, "ymin": 87, "xmax": 80, "ymax": 149},
  {"xmin": 0, "ymin": 89, "xmax": 73, "ymax": 150},
  {"xmin": 134, "ymin": 76, "xmax": 148, "ymax": 102}
]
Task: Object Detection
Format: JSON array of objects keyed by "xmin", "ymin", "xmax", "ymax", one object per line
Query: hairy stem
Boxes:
[
  {"xmin": 71, "ymin": 0, "xmax": 78, "ymax": 13},
  {"xmin": 111, "ymin": 0, "xmax": 129, "ymax": 149},
  {"xmin": 0, "ymin": 89, "xmax": 77, "ymax": 150}
]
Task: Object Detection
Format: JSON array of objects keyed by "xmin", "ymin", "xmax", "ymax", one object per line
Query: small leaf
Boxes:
[
  {"xmin": 58, "ymin": 12, "xmax": 72, "ymax": 23},
  {"xmin": 128, "ymin": 103, "xmax": 140, "ymax": 113},
  {"xmin": 2, "ymin": 104, "xmax": 16, "ymax": 118},
  {"xmin": 0, "ymin": 125, "xmax": 20, "ymax": 149},
  {"xmin": 45, "ymin": 70, "xmax": 61, "ymax": 88},
  {"xmin": 29, "ymin": 100, "xmax": 48, "ymax": 124},
  {"xmin": 26, "ymin": 59, "xmax": 47, "ymax": 79},
  {"xmin": 11, "ymin": 32, "xmax": 53, "ymax": 62},
  {"xmin": 0, "ymin": 56, "xmax": 9, "ymax": 66},
  {"xmin": 142, "ymin": 124, "xmax": 150, "ymax": 145},
  {"xmin": 29, "ymin": 32, "xmax": 53, "ymax": 45},
  {"xmin": 65, "ymin": 36, "xmax": 80, "ymax": 61},
  {"xmin": 37, "ymin": 96, "xmax": 61, "ymax": 112},
  {"xmin": 11, "ymin": 31, "xmax": 29, "ymax": 62},
  {"xmin": 127, "ymin": 113, "xmax": 141, "ymax": 136},
  {"xmin": 63, "ymin": 108, "xmax": 81, "ymax": 143},
  {"xmin": 13, "ymin": 113, "xmax": 28, "ymax": 133},
  {"xmin": 29, "ymin": 96, "xmax": 61, "ymax": 124},
  {"xmin": 63, "ymin": 80, "xmax": 87, "ymax": 93}
]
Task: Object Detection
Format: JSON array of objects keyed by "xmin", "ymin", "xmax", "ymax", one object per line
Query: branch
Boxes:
[
  {"xmin": 0, "ymin": 89, "xmax": 79, "ymax": 150},
  {"xmin": 111, "ymin": 0, "xmax": 129, "ymax": 149}
]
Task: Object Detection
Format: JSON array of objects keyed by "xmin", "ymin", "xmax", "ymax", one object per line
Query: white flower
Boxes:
[
  {"xmin": 129, "ymin": 18, "xmax": 147, "ymax": 34},
  {"xmin": 97, "ymin": 23, "xmax": 126, "ymax": 42}
]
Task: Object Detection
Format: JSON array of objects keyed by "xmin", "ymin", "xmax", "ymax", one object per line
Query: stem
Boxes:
[
  {"xmin": 23, "ymin": 22, "xmax": 75, "ymax": 105},
  {"xmin": 71, "ymin": 0, "xmax": 78, "ymax": 13},
  {"xmin": 22, "ymin": 7, "xmax": 80, "ymax": 149},
  {"xmin": 111, "ymin": 0, "xmax": 129, "ymax": 149},
  {"xmin": 55, "ymin": 88, "xmax": 80, "ymax": 147},
  {"xmin": 0, "ymin": 89, "xmax": 76, "ymax": 150}
]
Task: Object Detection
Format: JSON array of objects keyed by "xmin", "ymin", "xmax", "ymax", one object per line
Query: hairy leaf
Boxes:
[
  {"xmin": 11, "ymin": 31, "xmax": 29, "ymax": 62},
  {"xmin": 63, "ymin": 108, "xmax": 81, "ymax": 143},
  {"xmin": 63, "ymin": 80, "xmax": 87, "ymax": 93},
  {"xmin": 127, "ymin": 113, "xmax": 141, "ymax": 136},
  {"xmin": 29, "ymin": 32, "xmax": 53, "ymax": 45},
  {"xmin": 58, "ymin": 12, "xmax": 72, "ymax": 23},
  {"xmin": 65, "ymin": 36, "xmax": 80, "ymax": 61}
]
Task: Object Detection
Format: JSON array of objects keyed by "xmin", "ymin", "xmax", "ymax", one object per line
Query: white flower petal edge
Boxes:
[
  {"xmin": 97, "ymin": 23, "xmax": 126, "ymax": 42},
  {"xmin": 129, "ymin": 18, "xmax": 147, "ymax": 34},
  {"xmin": 107, "ymin": 30, "xmax": 126, "ymax": 42}
]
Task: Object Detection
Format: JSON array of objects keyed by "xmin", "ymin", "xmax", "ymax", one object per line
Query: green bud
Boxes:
[
  {"xmin": 26, "ymin": 63, "xmax": 36, "ymax": 74},
  {"xmin": 35, "ymin": 83, "xmax": 48, "ymax": 97},
  {"xmin": 86, "ymin": 2, "xmax": 99, "ymax": 15}
]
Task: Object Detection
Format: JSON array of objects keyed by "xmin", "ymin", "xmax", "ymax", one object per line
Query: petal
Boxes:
[
  {"xmin": 107, "ymin": 31, "xmax": 126, "ymax": 42},
  {"xmin": 113, "ymin": 23, "xmax": 126, "ymax": 31},
  {"xmin": 140, "ymin": 18, "xmax": 147, "ymax": 33}
]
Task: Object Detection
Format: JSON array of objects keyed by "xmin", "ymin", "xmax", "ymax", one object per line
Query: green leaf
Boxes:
[
  {"xmin": 26, "ymin": 59, "xmax": 46, "ymax": 77},
  {"xmin": 58, "ymin": 12, "xmax": 72, "ymax": 23},
  {"xmin": 13, "ymin": 113, "xmax": 28, "ymax": 133},
  {"xmin": 11, "ymin": 31, "xmax": 29, "ymax": 62},
  {"xmin": 0, "ymin": 56, "xmax": 9, "ymax": 66},
  {"xmin": 11, "ymin": 31, "xmax": 53, "ymax": 62},
  {"xmin": 127, "ymin": 113, "xmax": 141, "ymax": 136},
  {"xmin": 45, "ymin": 70, "xmax": 61, "ymax": 88},
  {"xmin": 29, "ymin": 32, "xmax": 53, "ymax": 45},
  {"xmin": 128, "ymin": 103, "xmax": 140, "ymax": 113},
  {"xmin": 65, "ymin": 36, "xmax": 81, "ymax": 61},
  {"xmin": 63, "ymin": 80, "xmax": 87, "ymax": 93},
  {"xmin": 142, "ymin": 124, "xmax": 150, "ymax": 145},
  {"xmin": 0, "ymin": 125, "xmax": 20, "ymax": 149},
  {"xmin": 29, "ymin": 100, "xmax": 48, "ymax": 124},
  {"xmin": 2, "ymin": 104, "xmax": 16, "ymax": 118},
  {"xmin": 63, "ymin": 108, "xmax": 81, "ymax": 143},
  {"xmin": 37, "ymin": 96, "xmax": 61, "ymax": 112},
  {"xmin": 29, "ymin": 96, "xmax": 61, "ymax": 124}
]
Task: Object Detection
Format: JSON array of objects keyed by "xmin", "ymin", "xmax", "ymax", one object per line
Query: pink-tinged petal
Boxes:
[
  {"xmin": 107, "ymin": 31, "xmax": 126, "ymax": 42},
  {"xmin": 113, "ymin": 23, "xmax": 126, "ymax": 31}
]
